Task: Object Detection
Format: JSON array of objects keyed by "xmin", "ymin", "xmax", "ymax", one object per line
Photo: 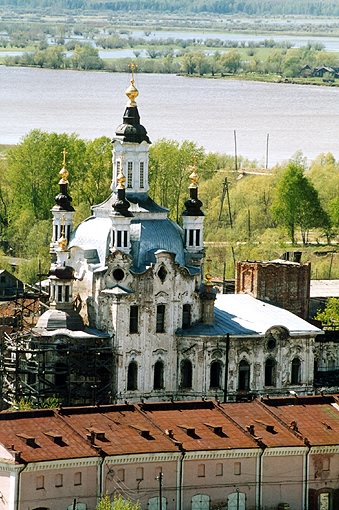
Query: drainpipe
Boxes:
[
  {"xmin": 15, "ymin": 459, "xmax": 27, "ymax": 510},
  {"xmin": 97, "ymin": 455, "xmax": 105, "ymax": 501},
  {"xmin": 303, "ymin": 444, "xmax": 311, "ymax": 510},
  {"xmin": 256, "ymin": 444, "xmax": 265, "ymax": 510},
  {"xmin": 176, "ymin": 449, "xmax": 186, "ymax": 510}
]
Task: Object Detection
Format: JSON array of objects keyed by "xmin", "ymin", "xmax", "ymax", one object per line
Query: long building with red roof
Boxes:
[{"xmin": 0, "ymin": 396, "xmax": 338, "ymax": 510}]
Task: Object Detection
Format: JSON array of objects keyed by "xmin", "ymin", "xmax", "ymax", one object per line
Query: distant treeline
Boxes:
[{"xmin": 3, "ymin": 0, "xmax": 339, "ymax": 16}]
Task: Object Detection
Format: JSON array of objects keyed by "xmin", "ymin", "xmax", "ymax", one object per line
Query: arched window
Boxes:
[
  {"xmin": 182, "ymin": 304, "xmax": 191, "ymax": 329},
  {"xmin": 238, "ymin": 360, "xmax": 250, "ymax": 391},
  {"xmin": 129, "ymin": 305, "xmax": 139, "ymax": 333},
  {"xmin": 127, "ymin": 361, "xmax": 138, "ymax": 391},
  {"xmin": 181, "ymin": 359, "xmax": 192, "ymax": 389},
  {"xmin": 265, "ymin": 358, "xmax": 276, "ymax": 386},
  {"xmin": 154, "ymin": 360, "xmax": 164, "ymax": 390},
  {"xmin": 156, "ymin": 304, "xmax": 165, "ymax": 333},
  {"xmin": 291, "ymin": 358, "xmax": 301, "ymax": 385},
  {"xmin": 210, "ymin": 361, "xmax": 222, "ymax": 389}
]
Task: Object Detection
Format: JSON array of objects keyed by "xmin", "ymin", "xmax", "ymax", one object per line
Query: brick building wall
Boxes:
[{"xmin": 235, "ymin": 260, "xmax": 311, "ymax": 319}]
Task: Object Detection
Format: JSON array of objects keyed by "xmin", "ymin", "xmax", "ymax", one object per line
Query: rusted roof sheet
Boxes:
[
  {"xmin": 219, "ymin": 401, "xmax": 303, "ymax": 448},
  {"xmin": 1, "ymin": 397, "xmax": 339, "ymax": 464},
  {"xmin": 0, "ymin": 409, "xmax": 97, "ymax": 463},
  {"xmin": 260, "ymin": 395, "xmax": 339, "ymax": 446},
  {"xmin": 57, "ymin": 404, "xmax": 179, "ymax": 456},
  {"xmin": 137, "ymin": 401, "xmax": 257, "ymax": 451}
]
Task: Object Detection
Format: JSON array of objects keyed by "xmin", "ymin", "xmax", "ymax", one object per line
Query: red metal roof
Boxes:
[
  {"xmin": 58, "ymin": 404, "xmax": 179, "ymax": 456},
  {"xmin": 0, "ymin": 409, "xmax": 97, "ymax": 463},
  {"xmin": 137, "ymin": 401, "xmax": 257, "ymax": 451},
  {"xmin": 218, "ymin": 401, "xmax": 303, "ymax": 448},
  {"xmin": 1, "ymin": 397, "xmax": 339, "ymax": 464},
  {"xmin": 260, "ymin": 395, "xmax": 339, "ymax": 446}
]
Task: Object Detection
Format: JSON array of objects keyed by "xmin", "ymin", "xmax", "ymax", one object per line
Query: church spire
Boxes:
[
  {"xmin": 50, "ymin": 148, "xmax": 75, "ymax": 255},
  {"xmin": 48, "ymin": 154, "xmax": 76, "ymax": 313},
  {"xmin": 182, "ymin": 159, "xmax": 205, "ymax": 264},
  {"xmin": 110, "ymin": 155, "xmax": 133, "ymax": 254},
  {"xmin": 125, "ymin": 63, "xmax": 139, "ymax": 107},
  {"xmin": 183, "ymin": 162, "xmax": 204, "ymax": 217},
  {"xmin": 113, "ymin": 65, "xmax": 150, "ymax": 145},
  {"xmin": 112, "ymin": 65, "xmax": 151, "ymax": 194},
  {"xmin": 54, "ymin": 149, "xmax": 74, "ymax": 212}
]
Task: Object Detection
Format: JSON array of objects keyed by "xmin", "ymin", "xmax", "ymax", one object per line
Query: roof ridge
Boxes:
[
  {"xmin": 256, "ymin": 398, "xmax": 305, "ymax": 443},
  {"xmin": 215, "ymin": 403, "xmax": 263, "ymax": 447}
]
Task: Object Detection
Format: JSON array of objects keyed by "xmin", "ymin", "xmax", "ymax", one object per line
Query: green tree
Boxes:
[
  {"xmin": 44, "ymin": 46, "xmax": 65, "ymax": 69},
  {"xmin": 149, "ymin": 139, "xmax": 215, "ymax": 222},
  {"xmin": 6, "ymin": 130, "xmax": 86, "ymax": 222},
  {"xmin": 71, "ymin": 44, "xmax": 104, "ymax": 70},
  {"xmin": 283, "ymin": 48, "xmax": 303, "ymax": 77},
  {"xmin": 192, "ymin": 51, "xmax": 210, "ymax": 76},
  {"xmin": 96, "ymin": 494, "xmax": 140, "ymax": 510},
  {"xmin": 315, "ymin": 297, "xmax": 339, "ymax": 329},
  {"xmin": 82, "ymin": 136, "xmax": 112, "ymax": 206},
  {"xmin": 220, "ymin": 50, "xmax": 242, "ymax": 74},
  {"xmin": 180, "ymin": 51, "xmax": 196, "ymax": 75},
  {"xmin": 271, "ymin": 161, "xmax": 329, "ymax": 244},
  {"xmin": 265, "ymin": 49, "xmax": 285, "ymax": 75},
  {"xmin": 5, "ymin": 130, "xmax": 87, "ymax": 255},
  {"xmin": 308, "ymin": 153, "xmax": 339, "ymax": 239}
]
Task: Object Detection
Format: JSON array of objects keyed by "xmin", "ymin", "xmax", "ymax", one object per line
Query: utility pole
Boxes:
[
  {"xmin": 234, "ymin": 130, "xmax": 238, "ymax": 172},
  {"xmin": 218, "ymin": 177, "xmax": 233, "ymax": 228},
  {"xmin": 265, "ymin": 133, "xmax": 269, "ymax": 170},
  {"xmin": 223, "ymin": 333, "xmax": 230, "ymax": 403}
]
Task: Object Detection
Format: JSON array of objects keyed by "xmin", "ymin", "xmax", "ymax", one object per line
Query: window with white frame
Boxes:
[
  {"xmin": 127, "ymin": 161, "xmax": 133, "ymax": 188},
  {"xmin": 139, "ymin": 161, "xmax": 144, "ymax": 188}
]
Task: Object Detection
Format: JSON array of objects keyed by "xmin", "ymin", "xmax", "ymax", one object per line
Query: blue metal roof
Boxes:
[
  {"xmin": 69, "ymin": 216, "xmax": 111, "ymax": 268},
  {"xmin": 130, "ymin": 218, "xmax": 185, "ymax": 272},
  {"xmin": 68, "ymin": 215, "xmax": 188, "ymax": 273}
]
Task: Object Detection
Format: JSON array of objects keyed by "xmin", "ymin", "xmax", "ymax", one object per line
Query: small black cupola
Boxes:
[
  {"xmin": 114, "ymin": 66, "xmax": 151, "ymax": 145},
  {"xmin": 183, "ymin": 167, "xmax": 204, "ymax": 218},
  {"xmin": 182, "ymin": 164, "xmax": 205, "ymax": 264},
  {"xmin": 50, "ymin": 149, "xmax": 75, "ymax": 254},
  {"xmin": 53, "ymin": 149, "xmax": 74, "ymax": 213},
  {"xmin": 112, "ymin": 160, "xmax": 133, "ymax": 218}
]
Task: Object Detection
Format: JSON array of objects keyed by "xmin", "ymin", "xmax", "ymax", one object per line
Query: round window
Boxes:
[{"xmin": 113, "ymin": 268, "xmax": 125, "ymax": 281}]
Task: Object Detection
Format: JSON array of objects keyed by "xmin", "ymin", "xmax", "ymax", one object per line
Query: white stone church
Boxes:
[{"xmin": 11, "ymin": 75, "xmax": 321, "ymax": 407}]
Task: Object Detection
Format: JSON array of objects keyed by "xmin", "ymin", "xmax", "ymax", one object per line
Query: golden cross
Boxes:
[
  {"xmin": 62, "ymin": 148, "xmax": 67, "ymax": 168},
  {"xmin": 129, "ymin": 63, "xmax": 137, "ymax": 81}
]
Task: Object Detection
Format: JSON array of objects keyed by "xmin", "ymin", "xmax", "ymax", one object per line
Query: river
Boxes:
[{"xmin": 1, "ymin": 66, "xmax": 338, "ymax": 166}]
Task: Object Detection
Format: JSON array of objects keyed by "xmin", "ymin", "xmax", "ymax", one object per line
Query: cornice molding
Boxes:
[{"xmin": 104, "ymin": 452, "xmax": 181, "ymax": 464}]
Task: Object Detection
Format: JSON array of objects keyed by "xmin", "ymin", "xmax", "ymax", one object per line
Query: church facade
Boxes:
[{"xmin": 4, "ymin": 75, "xmax": 322, "ymax": 407}]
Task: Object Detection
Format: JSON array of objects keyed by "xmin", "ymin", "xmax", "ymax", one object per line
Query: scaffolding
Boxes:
[{"xmin": 0, "ymin": 294, "xmax": 114, "ymax": 410}]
